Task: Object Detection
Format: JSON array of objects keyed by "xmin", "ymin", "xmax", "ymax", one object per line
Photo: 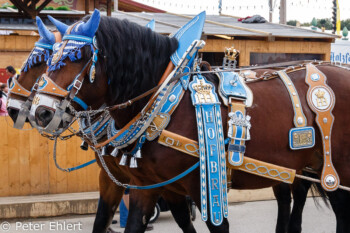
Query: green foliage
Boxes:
[
  {"xmin": 43, "ymin": 6, "xmax": 54, "ymax": 10},
  {"xmin": 8, "ymin": 5, "xmax": 17, "ymax": 9},
  {"xmin": 287, "ymin": 20, "xmax": 297, "ymax": 26},
  {"xmin": 55, "ymin": 6, "xmax": 70, "ymax": 11},
  {"xmin": 341, "ymin": 19, "xmax": 350, "ymax": 30},
  {"xmin": 316, "ymin": 18, "xmax": 333, "ymax": 30}
]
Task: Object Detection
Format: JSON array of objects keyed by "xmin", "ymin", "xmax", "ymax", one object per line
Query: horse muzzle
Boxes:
[
  {"xmin": 29, "ymin": 93, "xmax": 74, "ymax": 134},
  {"xmin": 7, "ymin": 98, "xmax": 30, "ymax": 129}
]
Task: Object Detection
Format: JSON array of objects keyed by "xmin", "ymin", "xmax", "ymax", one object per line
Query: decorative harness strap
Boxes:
[
  {"xmin": 217, "ymin": 71, "xmax": 253, "ymax": 166},
  {"xmin": 189, "ymin": 74, "xmax": 228, "ymax": 226},
  {"xmin": 305, "ymin": 63, "xmax": 339, "ymax": 191},
  {"xmin": 158, "ymin": 130, "xmax": 296, "ymax": 183},
  {"xmin": 277, "ymin": 70, "xmax": 315, "ymax": 150}
]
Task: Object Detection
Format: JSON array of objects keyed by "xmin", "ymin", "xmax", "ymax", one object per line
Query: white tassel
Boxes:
[
  {"xmin": 129, "ymin": 157, "xmax": 138, "ymax": 168},
  {"xmin": 111, "ymin": 148, "xmax": 119, "ymax": 157},
  {"xmin": 134, "ymin": 149, "xmax": 142, "ymax": 158},
  {"xmin": 119, "ymin": 154, "xmax": 128, "ymax": 166}
]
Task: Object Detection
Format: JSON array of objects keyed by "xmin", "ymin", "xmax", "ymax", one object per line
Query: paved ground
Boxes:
[{"xmin": 0, "ymin": 198, "xmax": 336, "ymax": 233}]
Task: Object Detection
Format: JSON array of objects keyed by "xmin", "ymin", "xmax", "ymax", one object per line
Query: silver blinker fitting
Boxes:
[
  {"xmin": 130, "ymin": 157, "xmax": 138, "ymax": 168},
  {"xmin": 134, "ymin": 149, "xmax": 142, "ymax": 158},
  {"xmin": 111, "ymin": 148, "xmax": 119, "ymax": 157},
  {"xmin": 119, "ymin": 154, "xmax": 128, "ymax": 166}
]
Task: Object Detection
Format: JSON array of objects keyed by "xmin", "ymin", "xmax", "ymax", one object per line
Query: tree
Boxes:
[
  {"xmin": 341, "ymin": 19, "xmax": 350, "ymax": 30},
  {"xmin": 287, "ymin": 20, "xmax": 297, "ymax": 26}
]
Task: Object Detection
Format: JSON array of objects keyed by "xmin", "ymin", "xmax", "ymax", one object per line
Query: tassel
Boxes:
[
  {"xmin": 101, "ymin": 146, "xmax": 108, "ymax": 156},
  {"xmin": 134, "ymin": 149, "xmax": 142, "ymax": 158},
  {"xmin": 111, "ymin": 148, "xmax": 118, "ymax": 157},
  {"xmin": 130, "ymin": 157, "xmax": 138, "ymax": 168},
  {"xmin": 80, "ymin": 141, "xmax": 88, "ymax": 151},
  {"xmin": 119, "ymin": 154, "xmax": 128, "ymax": 166}
]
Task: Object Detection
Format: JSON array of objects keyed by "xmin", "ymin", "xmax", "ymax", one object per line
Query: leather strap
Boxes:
[
  {"xmin": 158, "ymin": 130, "xmax": 296, "ymax": 184},
  {"xmin": 9, "ymin": 78, "xmax": 31, "ymax": 98},
  {"xmin": 227, "ymin": 98, "xmax": 247, "ymax": 166},
  {"xmin": 277, "ymin": 70, "xmax": 307, "ymax": 127},
  {"xmin": 305, "ymin": 63, "xmax": 339, "ymax": 191}
]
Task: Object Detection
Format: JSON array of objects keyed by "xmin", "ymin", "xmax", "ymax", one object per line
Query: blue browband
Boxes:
[
  {"xmin": 35, "ymin": 42, "xmax": 53, "ymax": 50},
  {"xmin": 63, "ymin": 34, "xmax": 93, "ymax": 43}
]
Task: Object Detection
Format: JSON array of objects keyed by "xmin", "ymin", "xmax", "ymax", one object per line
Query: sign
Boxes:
[{"xmin": 331, "ymin": 40, "xmax": 350, "ymax": 64}]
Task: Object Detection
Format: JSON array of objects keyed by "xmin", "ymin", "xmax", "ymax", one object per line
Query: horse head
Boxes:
[
  {"xmin": 7, "ymin": 16, "xmax": 61, "ymax": 129},
  {"xmin": 31, "ymin": 9, "xmax": 178, "ymax": 135}
]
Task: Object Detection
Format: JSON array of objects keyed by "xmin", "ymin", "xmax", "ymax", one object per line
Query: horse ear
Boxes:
[
  {"xmin": 47, "ymin": 15, "xmax": 69, "ymax": 36},
  {"xmin": 81, "ymin": 9, "xmax": 101, "ymax": 37},
  {"xmin": 36, "ymin": 16, "xmax": 55, "ymax": 44},
  {"xmin": 146, "ymin": 19, "xmax": 155, "ymax": 31}
]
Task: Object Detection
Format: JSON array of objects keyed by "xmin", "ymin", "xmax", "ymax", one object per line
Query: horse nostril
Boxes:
[{"xmin": 36, "ymin": 107, "xmax": 54, "ymax": 127}]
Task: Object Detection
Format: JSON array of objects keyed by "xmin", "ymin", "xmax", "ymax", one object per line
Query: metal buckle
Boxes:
[
  {"xmin": 73, "ymin": 79, "xmax": 83, "ymax": 90},
  {"xmin": 228, "ymin": 96, "xmax": 246, "ymax": 103}
]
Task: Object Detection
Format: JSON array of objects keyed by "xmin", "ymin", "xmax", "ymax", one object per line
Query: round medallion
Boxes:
[
  {"xmin": 89, "ymin": 65, "xmax": 96, "ymax": 83},
  {"xmin": 324, "ymin": 174, "xmax": 337, "ymax": 188},
  {"xmin": 311, "ymin": 87, "xmax": 332, "ymax": 111},
  {"xmin": 310, "ymin": 73, "xmax": 320, "ymax": 81},
  {"xmin": 38, "ymin": 77, "xmax": 46, "ymax": 88}
]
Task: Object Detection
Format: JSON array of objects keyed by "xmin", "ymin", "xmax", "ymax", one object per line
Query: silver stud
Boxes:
[
  {"xmin": 18, "ymin": 89, "xmax": 21, "ymax": 92},
  {"xmin": 53, "ymin": 88, "xmax": 56, "ymax": 91},
  {"xmin": 134, "ymin": 149, "xmax": 142, "ymax": 158},
  {"xmin": 325, "ymin": 136, "xmax": 329, "ymax": 140},
  {"xmin": 130, "ymin": 157, "xmax": 138, "ymax": 168},
  {"xmin": 326, "ymin": 151, "xmax": 330, "ymax": 155},
  {"xmin": 111, "ymin": 148, "xmax": 118, "ymax": 157},
  {"xmin": 292, "ymin": 92, "xmax": 296, "ymax": 96},
  {"xmin": 325, "ymin": 175, "xmax": 336, "ymax": 187},
  {"xmin": 169, "ymin": 94, "xmax": 176, "ymax": 102},
  {"xmin": 296, "ymin": 104, "xmax": 300, "ymax": 108},
  {"xmin": 288, "ymin": 82, "xmax": 292, "ymax": 86},
  {"xmin": 119, "ymin": 154, "xmax": 128, "ymax": 166},
  {"xmin": 323, "ymin": 118, "xmax": 328, "ymax": 123},
  {"xmin": 297, "ymin": 117, "xmax": 303, "ymax": 125}
]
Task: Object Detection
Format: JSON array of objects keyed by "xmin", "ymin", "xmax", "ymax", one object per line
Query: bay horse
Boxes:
[
  {"xmin": 7, "ymin": 16, "xmax": 197, "ymax": 233},
  {"xmin": 31, "ymin": 10, "xmax": 350, "ymax": 232}
]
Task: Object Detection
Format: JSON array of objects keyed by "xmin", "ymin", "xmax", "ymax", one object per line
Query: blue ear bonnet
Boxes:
[
  {"xmin": 48, "ymin": 9, "xmax": 100, "ymax": 81},
  {"xmin": 22, "ymin": 17, "xmax": 55, "ymax": 72}
]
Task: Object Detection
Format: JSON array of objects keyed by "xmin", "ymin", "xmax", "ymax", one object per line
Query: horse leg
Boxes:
[
  {"xmin": 162, "ymin": 192, "xmax": 197, "ymax": 233},
  {"xmin": 273, "ymin": 183, "xmax": 292, "ymax": 233},
  {"xmin": 93, "ymin": 157, "xmax": 130, "ymax": 233},
  {"xmin": 124, "ymin": 189, "xmax": 160, "ymax": 233},
  {"xmin": 287, "ymin": 178, "xmax": 312, "ymax": 233},
  {"xmin": 327, "ymin": 189, "xmax": 350, "ymax": 233}
]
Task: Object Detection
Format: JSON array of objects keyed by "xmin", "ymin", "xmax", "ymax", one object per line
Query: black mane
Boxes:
[{"xmin": 89, "ymin": 16, "xmax": 178, "ymax": 103}]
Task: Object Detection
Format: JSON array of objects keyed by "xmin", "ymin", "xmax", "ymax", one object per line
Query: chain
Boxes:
[
  {"xmin": 83, "ymin": 110, "xmax": 129, "ymax": 188},
  {"xmin": 53, "ymin": 137, "xmax": 69, "ymax": 172}
]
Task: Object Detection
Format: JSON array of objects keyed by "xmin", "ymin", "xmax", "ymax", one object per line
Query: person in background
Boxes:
[
  {"xmin": 0, "ymin": 88, "xmax": 8, "ymax": 116},
  {"xmin": 5, "ymin": 65, "xmax": 17, "ymax": 88}
]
